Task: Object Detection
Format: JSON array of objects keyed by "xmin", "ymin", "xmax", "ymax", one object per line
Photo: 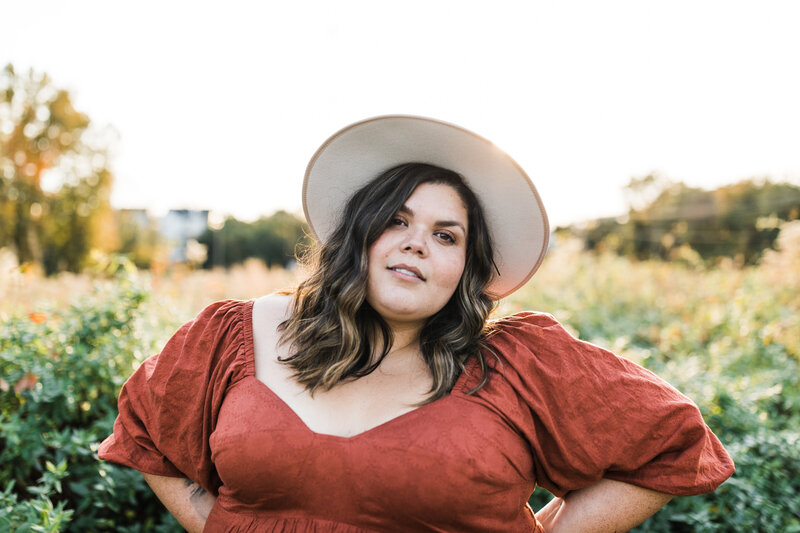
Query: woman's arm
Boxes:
[
  {"xmin": 536, "ymin": 478, "xmax": 672, "ymax": 532},
  {"xmin": 142, "ymin": 472, "xmax": 217, "ymax": 533}
]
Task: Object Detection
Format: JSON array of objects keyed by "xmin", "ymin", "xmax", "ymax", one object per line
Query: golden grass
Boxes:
[
  {"xmin": 0, "ymin": 257, "xmax": 304, "ymax": 321},
  {"xmin": 3, "ymin": 232, "xmax": 798, "ymax": 347}
]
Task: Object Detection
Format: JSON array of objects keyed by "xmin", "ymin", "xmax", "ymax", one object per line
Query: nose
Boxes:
[{"xmin": 401, "ymin": 230, "xmax": 428, "ymax": 256}]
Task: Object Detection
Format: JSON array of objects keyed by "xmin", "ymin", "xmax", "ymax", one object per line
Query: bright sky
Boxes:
[{"xmin": 3, "ymin": 1, "xmax": 800, "ymax": 226}]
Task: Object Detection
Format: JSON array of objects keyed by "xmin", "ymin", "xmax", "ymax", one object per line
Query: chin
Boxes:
[
  {"xmin": 375, "ymin": 306, "xmax": 425, "ymax": 323},
  {"xmin": 366, "ymin": 287, "xmax": 450, "ymax": 326},
  {"xmin": 370, "ymin": 300, "xmax": 430, "ymax": 325}
]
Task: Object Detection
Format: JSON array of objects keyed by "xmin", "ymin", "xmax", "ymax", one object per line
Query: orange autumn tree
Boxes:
[{"xmin": 0, "ymin": 64, "xmax": 116, "ymax": 274}]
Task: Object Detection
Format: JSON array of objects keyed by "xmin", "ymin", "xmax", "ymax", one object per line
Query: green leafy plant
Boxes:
[{"xmin": 0, "ymin": 258, "xmax": 182, "ymax": 531}]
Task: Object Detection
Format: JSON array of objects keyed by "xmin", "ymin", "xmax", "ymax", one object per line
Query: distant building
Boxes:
[{"xmin": 159, "ymin": 209, "xmax": 209, "ymax": 262}]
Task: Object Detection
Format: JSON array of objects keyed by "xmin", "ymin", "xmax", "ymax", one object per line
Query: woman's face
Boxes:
[{"xmin": 366, "ymin": 182, "xmax": 468, "ymax": 331}]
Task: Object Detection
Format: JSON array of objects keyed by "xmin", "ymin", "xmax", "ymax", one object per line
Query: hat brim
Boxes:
[{"xmin": 303, "ymin": 115, "xmax": 549, "ymax": 300}]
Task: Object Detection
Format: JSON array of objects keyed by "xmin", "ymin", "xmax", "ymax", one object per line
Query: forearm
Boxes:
[
  {"xmin": 536, "ymin": 478, "xmax": 672, "ymax": 532},
  {"xmin": 142, "ymin": 472, "xmax": 216, "ymax": 533}
]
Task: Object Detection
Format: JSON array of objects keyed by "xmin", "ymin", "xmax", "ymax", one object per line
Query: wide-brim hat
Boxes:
[{"xmin": 303, "ymin": 115, "xmax": 549, "ymax": 300}]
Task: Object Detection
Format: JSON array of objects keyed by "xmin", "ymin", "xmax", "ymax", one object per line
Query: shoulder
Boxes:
[
  {"xmin": 174, "ymin": 299, "xmax": 251, "ymax": 351},
  {"xmin": 489, "ymin": 310, "xmax": 561, "ymax": 332},
  {"xmin": 184, "ymin": 298, "xmax": 251, "ymax": 328},
  {"xmin": 251, "ymin": 293, "xmax": 294, "ymax": 373},
  {"xmin": 486, "ymin": 311, "xmax": 571, "ymax": 352},
  {"xmin": 252, "ymin": 292, "xmax": 293, "ymax": 328},
  {"xmin": 483, "ymin": 310, "xmax": 620, "ymax": 376},
  {"xmin": 149, "ymin": 299, "xmax": 253, "ymax": 379}
]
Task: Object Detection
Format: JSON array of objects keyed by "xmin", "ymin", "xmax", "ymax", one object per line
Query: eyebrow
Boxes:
[{"xmin": 398, "ymin": 205, "xmax": 467, "ymax": 234}]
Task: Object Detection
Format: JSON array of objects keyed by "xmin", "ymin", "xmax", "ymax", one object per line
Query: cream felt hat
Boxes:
[{"xmin": 302, "ymin": 115, "xmax": 549, "ymax": 299}]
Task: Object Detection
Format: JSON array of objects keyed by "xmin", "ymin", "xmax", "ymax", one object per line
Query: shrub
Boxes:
[
  {"xmin": 636, "ymin": 430, "xmax": 800, "ymax": 532},
  {"xmin": 0, "ymin": 258, "xmax": 182, "ymax": 531}
]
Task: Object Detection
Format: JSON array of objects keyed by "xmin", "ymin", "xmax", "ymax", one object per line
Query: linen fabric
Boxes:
[{"xmin": 99, "ymin": 300, "xmax": 734, "ymax": 532}]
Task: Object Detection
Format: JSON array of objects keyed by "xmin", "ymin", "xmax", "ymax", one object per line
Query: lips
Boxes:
[{"xmin": 387, "ymin": 264, "xmax": 425, "ymax": 281}]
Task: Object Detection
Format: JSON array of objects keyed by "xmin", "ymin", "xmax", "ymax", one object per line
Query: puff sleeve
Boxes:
[
  {"xmin": 486, "ymin": 312, "xmax": 734, "ymax": 498},
  {"xmin": 98, "ymin": 299, "xmax": 251, "ymax": 495}
]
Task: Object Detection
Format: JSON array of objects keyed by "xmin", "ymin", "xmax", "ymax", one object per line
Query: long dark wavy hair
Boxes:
[{"xmin": 279, "ymin": 163, "xmax": 498, "ymax": 403}]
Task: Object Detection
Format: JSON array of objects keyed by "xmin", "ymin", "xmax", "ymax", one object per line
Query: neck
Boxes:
[{"xmin": 376, "ymin": 318, "xmax": 424, "ymax": 362}]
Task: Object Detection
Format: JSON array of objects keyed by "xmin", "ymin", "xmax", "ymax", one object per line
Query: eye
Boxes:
[
  {"xmin": 390, "ymin": 216, "xmax": 407, "ymax": 227},
  {"xmin": 435, "ymin": 231, "xmax": 456, "ymax": 244}
]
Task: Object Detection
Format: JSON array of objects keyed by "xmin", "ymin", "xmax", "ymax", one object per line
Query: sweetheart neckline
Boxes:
[{"xmin": 240, "ymin": 299, "xmax": 475, "ymax": 440}]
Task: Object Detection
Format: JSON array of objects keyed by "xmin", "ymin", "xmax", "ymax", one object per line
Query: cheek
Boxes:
[
  {"xmin": 368, "ymin": 232, "xmax": 393, "ymax": 261},
  {"xmin": 438, "ymin": 254, "xmax": 466, "ymax": 290},
  {"xmin": 366, "ymin": 238, "xmax": 391, "ymax": 286},
  {"xmin": 367, "ymin": 238, "xmax": 386, "ymax": 272}
]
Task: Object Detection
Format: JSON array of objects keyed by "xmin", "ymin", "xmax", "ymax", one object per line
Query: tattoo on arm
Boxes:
[{"xmin": 183, "ymin": 479, "xmax": 211, "ymax": 520}]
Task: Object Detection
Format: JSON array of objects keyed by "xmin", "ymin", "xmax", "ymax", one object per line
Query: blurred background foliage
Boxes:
[
  {"xmin": 2, "ymin": 64, "xmax": 800, "ymax": 530},
  {"xmin": 569, "ymin": 173, "xmax": 800, "ymax": 266},
  {"xmin": 197, "ymin": 211, "xmax": 311, "ymax": 270},
  {"xmin": 0, "ymin": 64, "xmax": 310, "ymax": 276},
  {"xmin": 4, "ymin": 63, "xmax": 798, "ymax": 277},
  {"xmin": 0, "ymin": 64, "xmax": 114, "ymax": 275}
]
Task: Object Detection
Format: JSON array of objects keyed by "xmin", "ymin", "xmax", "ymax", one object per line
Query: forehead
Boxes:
[{"xmin": 404, "ymin": 183, "xmax": 468, "ymax": 219}]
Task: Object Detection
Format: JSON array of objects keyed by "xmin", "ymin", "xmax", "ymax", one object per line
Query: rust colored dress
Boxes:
[{"xmin": 99, "ymin": 300, "xmax": 734, "ymax": 532}]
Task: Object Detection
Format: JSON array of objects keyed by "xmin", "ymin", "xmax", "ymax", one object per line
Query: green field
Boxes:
[{"xmin": 1, "ymin": 242, "xmax": 798, "ymax": 531}]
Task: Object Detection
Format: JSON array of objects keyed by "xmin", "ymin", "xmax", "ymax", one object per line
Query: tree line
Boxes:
[
  {"xmin": 0, "ymin": 64, "xmax": 308, "ymax": 274},
  {"xmin": 197, "ymin": 212, "xmax": 311, "ymax": 269},
  {"xmin": 3, "ymin": 63, "xmax": 799, "ymax": 274},
  {"xmin": 567, "ymin": 175, "xmax": 800, "ymax": 265}
]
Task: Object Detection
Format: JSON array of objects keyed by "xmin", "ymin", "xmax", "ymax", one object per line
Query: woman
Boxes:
[{"xmin": 99, "ymin": 115, "xmax": 734, "ymax": 532}]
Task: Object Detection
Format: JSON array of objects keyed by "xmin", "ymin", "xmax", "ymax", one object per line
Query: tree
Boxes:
[
  {"xmin": 0, "ymin": 64, "xmax": 115, "ymax": 274},
  {"xmin": 575, "ymin": 176, "xmax": 800, "ymax": 264},
  {"xmin": 198, "ymin": 211, "xmax": 311, "ymax": 268},
  {"xmin": 623, "ymin": 173, "xmax": 670, "ymax": 213}
]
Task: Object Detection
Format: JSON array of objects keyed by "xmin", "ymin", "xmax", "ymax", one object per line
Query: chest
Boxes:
[
  {"xmin": 254, "ymin": 326, "xmax": 434, "ymax": 439},
  {"xmin": 209, "ymin": 378, "xmax": 536, "ymax": 530}
]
